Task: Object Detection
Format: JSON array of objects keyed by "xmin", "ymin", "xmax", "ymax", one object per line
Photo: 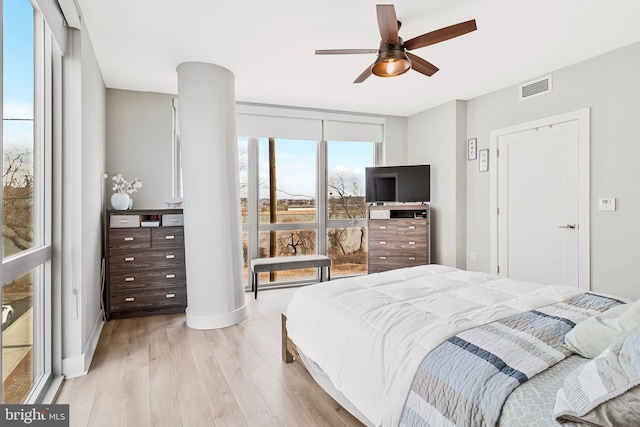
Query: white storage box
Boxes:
[
  {"xmin": 110, "ymin": 215, "xmax": 141, "ymax": 228},
  {"xmin": 162, "ymin": 214, "xmax": 184, "ymax": 226}
]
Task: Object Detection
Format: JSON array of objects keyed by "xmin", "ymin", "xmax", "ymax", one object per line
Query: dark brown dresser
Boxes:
[{"xmin": 104, "ymin": 209, "xmax": 187, "ymax": 320}]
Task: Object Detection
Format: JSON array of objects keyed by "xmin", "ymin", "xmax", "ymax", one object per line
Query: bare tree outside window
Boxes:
[
  {"xmin": 3, "ymin": 149, "xmax": 34, "ymax": 256},
  {"xmin": 327, "ymin": 169, "xmax": 367, "ymax": 273}
]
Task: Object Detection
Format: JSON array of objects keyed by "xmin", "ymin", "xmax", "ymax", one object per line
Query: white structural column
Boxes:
[{"xmin": 176, "ymin": 62, "xmax": 247, "ymax": 329}]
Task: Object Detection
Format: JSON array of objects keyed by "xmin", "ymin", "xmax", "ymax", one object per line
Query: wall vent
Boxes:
[{"xmin": 519, "ymin": 75, "xmax": 552, "ymax": 100}]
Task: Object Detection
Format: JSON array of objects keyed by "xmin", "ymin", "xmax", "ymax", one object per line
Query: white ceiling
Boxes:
[{"xmin": 75, "ymin": 0, "xmax": 640, "ymax": 117}]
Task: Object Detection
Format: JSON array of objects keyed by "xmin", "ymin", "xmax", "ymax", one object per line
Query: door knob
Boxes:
[{"xmin": 557, "ymin": 224, "xmax": 576, "ymax": 229}]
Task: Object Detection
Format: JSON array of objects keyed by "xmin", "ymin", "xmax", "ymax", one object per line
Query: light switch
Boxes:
[{"xmin": 598, "ymin": 199, "xmax": 616, "ymax": 211}]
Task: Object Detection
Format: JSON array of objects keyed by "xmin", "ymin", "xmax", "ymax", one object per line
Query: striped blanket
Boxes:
[{"xmin": 399, "ymin": 293, "xmax": 624, "ymax": 427}]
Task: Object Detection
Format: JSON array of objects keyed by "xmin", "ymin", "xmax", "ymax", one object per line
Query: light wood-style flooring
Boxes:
[{"xmin": 55, "ymin": 288, "xmax": 364, "ymax": 427}]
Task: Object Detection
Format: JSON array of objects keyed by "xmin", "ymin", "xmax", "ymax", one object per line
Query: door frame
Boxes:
[{"xmin": 489, "ymin": 108, "xmax": 590, "ymax": 290}]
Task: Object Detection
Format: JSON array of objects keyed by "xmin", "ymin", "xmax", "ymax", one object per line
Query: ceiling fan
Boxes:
[{"xmin": 315, "ymin": 4, "xmax": 477, "ymax": 83}]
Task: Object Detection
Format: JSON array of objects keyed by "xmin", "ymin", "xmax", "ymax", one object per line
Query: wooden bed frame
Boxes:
[{"xmin": 281, "ymin": 314, "xmax": 303, "ymax": 366}]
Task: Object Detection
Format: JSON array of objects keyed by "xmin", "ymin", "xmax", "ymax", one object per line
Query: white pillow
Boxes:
[
  {"xmin": 564, "ymin": 298, "xmax": 640, "ymax": 358},
  {"xmin": 554, "ymin": 333, "xmax": 640, "ymax": 425}
]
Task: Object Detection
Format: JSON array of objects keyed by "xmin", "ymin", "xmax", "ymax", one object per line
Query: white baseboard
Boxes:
[{"xmin": 62, "ymin": 318, "xmax": 104, "ymax": 378}]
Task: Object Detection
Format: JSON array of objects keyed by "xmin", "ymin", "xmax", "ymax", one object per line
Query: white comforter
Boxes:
[{"xmin": 285, "ymin": 265, "xmax": 584, "ymax": 427}]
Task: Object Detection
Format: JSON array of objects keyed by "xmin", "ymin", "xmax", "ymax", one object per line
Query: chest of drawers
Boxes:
[
  {"xmin": 104, "ymin": 209, "xmax": 187, "ymax": 320},
  {"xmin": 368, "ymin": 205, "xmax": 430, "ymax": 274}
]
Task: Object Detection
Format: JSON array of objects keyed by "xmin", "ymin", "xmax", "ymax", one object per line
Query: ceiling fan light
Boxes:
[{"xmin": 371, "ymin": 44, "xmax": 411, "ymax": 77}]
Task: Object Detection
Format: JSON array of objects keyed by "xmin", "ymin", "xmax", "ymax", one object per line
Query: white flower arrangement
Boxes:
[{"xmin": 111, "ymin": 173, "xmax": 143, "ymax": 194}]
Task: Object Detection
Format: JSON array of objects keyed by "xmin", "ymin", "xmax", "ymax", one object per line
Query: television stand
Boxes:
[{"xmin": 367, "ymin": 204, "xmax": 430, "ymax": 274}]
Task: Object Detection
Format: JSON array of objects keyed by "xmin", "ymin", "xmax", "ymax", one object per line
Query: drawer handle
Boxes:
[
  {"xmin": 409, "ymin": 241, "xmax": 416, "ymax": 245},
  {"xmin": 409, "ymin": 257, "xmax": 416, "ymax": 261},
  {"xmin": 124, "ymin": 257, "xmax": 135, "ymax": 262},
  {"xmin": 124, "ymin": 237, "xmax": 134, "ymax": 241},
  {"xmin": 166, "ymin": 274, "xmax": 176, "ymax": 279},
  {"xmin": 409, "ymin": 226, "xmax": 416, "ymax": 229},
  {"xmin": 119, "ymin": 219, "xmax": 130, "ymax": 224},
  {"xmin": 379, "ymin": 241, "xmax": 387, "ymax": 245},
  {"xmin": 165, "ymin": 235, "xmax": 175, "ymax": 240},
  {"xmin": 166, "ymin": 293, "xmax": 176, "ymax": 298},
  {"xmin": 125, "ymin": 297, "xmax": 135, "ymax": 302},
  {"xmin": 379, "ymin": 226, "xmax": 387, "ymax": 229},
  {"xmin": 379, "ymin": 256, "xmax": 387, "ymax": 260},
  {"xmin": 166, "ymin": 254, "xmax": 176, "ymax": 259},
  {"xmin": 125, "ymin": 277, "xmax": 135, "ymax": 282},
  {"xmin": 171, "ymin": 218, "xmax": 180, "ymax": 223}
]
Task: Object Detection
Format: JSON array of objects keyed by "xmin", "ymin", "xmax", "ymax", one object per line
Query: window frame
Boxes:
[
  {"xmin": 1, "ymin": 4, "xmax": 56, "ymax": 404},
  {"xmin": 240, "ymin": 136, "xmax": 379, "ymax": 290}
]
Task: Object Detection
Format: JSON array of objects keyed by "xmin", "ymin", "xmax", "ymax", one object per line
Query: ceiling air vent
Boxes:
[{"xmin": 519, "ymin": 75, "xmax": 552, "ymax": 100}]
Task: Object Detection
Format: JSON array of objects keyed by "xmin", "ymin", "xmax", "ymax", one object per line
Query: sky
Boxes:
[
  {"xmin": 3, "ymin": 0, "xmax": 34, "ymax": 152},
  {"xmin": 238, "ymin": 137, "xmax": 375, "ymax": 200}
]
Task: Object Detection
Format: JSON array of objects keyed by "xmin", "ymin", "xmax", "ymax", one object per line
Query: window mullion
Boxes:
[
  {"xmin": 317, "ymin": 140, "xmax": 327, "ymax": 255},
  {"xmin": 247, "ymin": 136, "xmax": 259, "ymax": 290}
]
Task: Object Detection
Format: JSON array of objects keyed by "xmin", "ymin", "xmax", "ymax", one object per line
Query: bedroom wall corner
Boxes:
[
  {"xmin": 382, "ymin": 115, "xmax": 408, "ymax": 165},
  {"xmin": 407, "ymin": 100, "xmax": 466, "ymax": 268},
  {"xmin": 106, "ymin": 89, "xmax": 175, "ymax": 209},
  {"xmin": 455, "ymin": 100, "xmax": 468, "ymax": 270},
  {"xmin": 61, "ymin": 23, "xmax": 107, "ymax": 376}
]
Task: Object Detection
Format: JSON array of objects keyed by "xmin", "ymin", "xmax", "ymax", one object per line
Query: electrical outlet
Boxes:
[
  {"xmin": 598, "ymin": 199, "xmax": 616, "ymax": 211},
  {"xmin": 470, "ymin": 251, "xmax": 477, "ymax": 261}
]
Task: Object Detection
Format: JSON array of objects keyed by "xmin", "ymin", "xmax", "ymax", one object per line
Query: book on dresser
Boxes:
[
  {"xmin": 104, "ymin": 209, "xmax": 187, "ymax": 320},
  {"xmin": 367, "ymin": 204, "xmax": 430, "ymax": 274}
]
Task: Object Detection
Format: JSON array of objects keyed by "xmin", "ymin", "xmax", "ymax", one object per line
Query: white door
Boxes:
[{"xmin": 497, "ymin": 121, "xmax": 580, "ymax": 286}]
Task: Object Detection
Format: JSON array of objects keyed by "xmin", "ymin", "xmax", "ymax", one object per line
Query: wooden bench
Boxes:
[{"xmin": 250, "ymin": 255, "xmax": 332, "ymax": 299}]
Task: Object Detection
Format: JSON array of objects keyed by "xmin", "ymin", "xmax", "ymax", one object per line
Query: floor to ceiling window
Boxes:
[
  {"xmin": 326, "ymin": 140, "xmax": 373, "ymax": 276},
  {"xmin": 2, "ymin": 0, "xmax": 55, "ymax": 404},
  {"xmin": 239, "ymin": 134, "xmax": 377, "ymax": 289}
]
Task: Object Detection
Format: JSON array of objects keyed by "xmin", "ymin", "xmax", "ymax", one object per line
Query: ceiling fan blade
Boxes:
[
  {"xmin": 377, "ymin": 4, "xmax": 399, "ymax": 44},
  {"xmin": 406, "ymin": 52, "xmax": 439, "ymax": 76},
  {"xmin": 315, "ymin": 49, "xmax": 378, "ymax": 55},
  {"xmin": 404, "ymin": 19, "xmax": 477, "ymax": 51},
  {"xmin": 353, "ymin": 65, "xmax": 373, "ymax": 84}
]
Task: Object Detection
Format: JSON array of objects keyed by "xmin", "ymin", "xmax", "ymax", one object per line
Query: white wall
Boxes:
[
  {"xmin": 106, "ymin": 91, "xmax": 408, "ymax": 203},
  {"xmin": 61, "ymin": 24, "xmax": 106, "ymax": 376},
  {"xmin": 383, "ymin": 115, "xmax": 408, "ymax": 165},
  {"xmin": 465, "ymin": 41, "xmax": 640, "ymax": 301},
  {"xmin": 407, "ymin": 100, "xmax": 467, "ymax": 267},
  {"xmin": 404, "ymin": 42, "xmax": 640, "ymax": 301},
  {"xmin": 106, "ymin": 89, "xmax": 175, "ymax": 209}
]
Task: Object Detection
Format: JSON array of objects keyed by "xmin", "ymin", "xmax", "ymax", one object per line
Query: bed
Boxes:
[{"xmin": 282, "ymin": 264, "xmax": 639, "ymax": 427}]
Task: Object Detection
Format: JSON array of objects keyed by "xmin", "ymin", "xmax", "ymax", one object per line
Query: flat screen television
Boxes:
[{"xmin": 365, "ymin": 164, "xmax": 430, "ymax": 203}]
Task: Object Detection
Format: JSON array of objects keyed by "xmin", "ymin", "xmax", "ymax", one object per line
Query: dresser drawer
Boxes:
[
  {"xmin": 369, "ymin": 221, "xmax": 397, "ymax": 235},
  {"xmin": 369, "ymin": 239, "xmax": 427, "ymax": 254},
  {"xmin": 109, "ymin": 228, "xmax": 151, "ymax": 249},
  {"xmin": 397, "ymin": 220, "xmax": 428, "ymax": 235},
  {"xmin": 151, "ymin": 227, "xmax": 184, "ymax": 248},
  {"xmin": 110, "ymin": 215, "xmax": 141, "ymax": 228},
  {"xmin": 109, "ymin": 268, "xmax": 187, "ymax": 290},
  {"xmin": 110, "ymin": 287, "xmax": 187, "ymax": 312},
  {"xmin": 162, "ymin": 214, "xmax": 184, "ymax": 226},
  {"xmin": 109, "ymin": 249, "xmax": 185, "ymax": 271},
  {"xmin": 368, "ymin": 255, "xmax": 427, "ymax": 273}
]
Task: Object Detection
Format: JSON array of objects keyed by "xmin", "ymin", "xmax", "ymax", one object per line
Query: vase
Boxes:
[{"xmin": 111, "ymin": 193, "xmax": 131, "ymax": 210}]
